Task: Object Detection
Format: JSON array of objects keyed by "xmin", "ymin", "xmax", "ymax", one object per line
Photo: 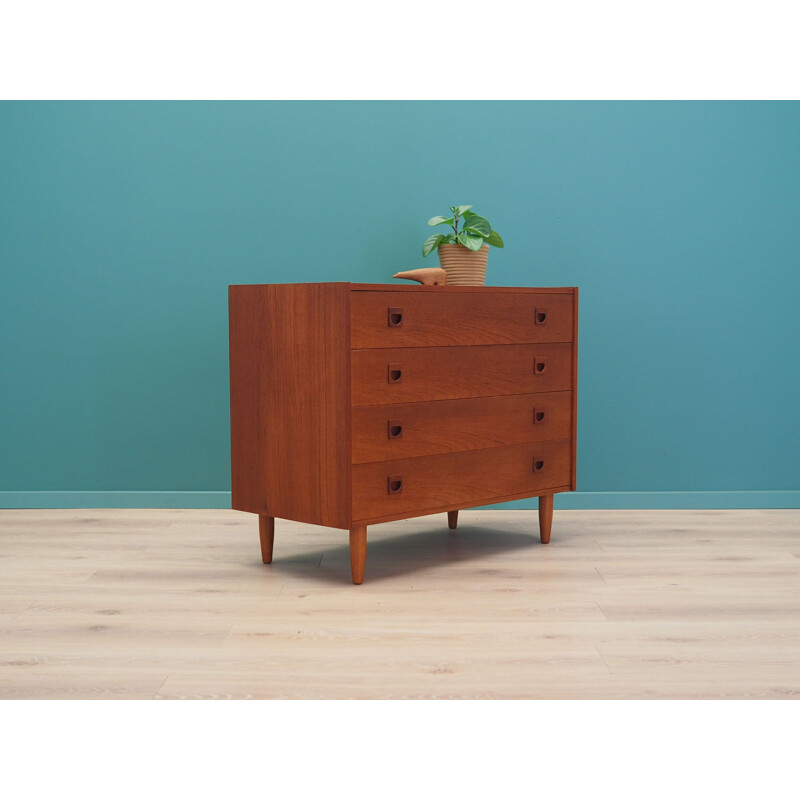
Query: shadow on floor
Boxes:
[{"xmin": 269, "ymin": 521, "xmax": 546, "ymax": 584}]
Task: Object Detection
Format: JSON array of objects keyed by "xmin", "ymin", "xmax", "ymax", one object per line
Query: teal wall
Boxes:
[{"xmin": 1, "ymin": 101, "xmax": 799, "ymax": 508}]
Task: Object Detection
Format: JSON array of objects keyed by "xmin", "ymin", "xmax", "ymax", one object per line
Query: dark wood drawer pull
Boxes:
[
  {"xmin": 388, "ymin": 363, "xmax": 403, "ymax": 383},
  {"xmin": 533, "ymin": 458, "xmax": 545, "ymax": 473},
  {"xmin": 533, "ymin": 357, "xmax": 547, "ymax": 374},
  {"xmin": 388, "ymin": 474, "xmax": 403, "ymax": 494},
  {"xmin": 535, "ymin": 307, "xmax": 547, "ymax": 325},
  {"xmin": 533, "ymin": 407, "xmax": 546, "ymax": 424},
  {"xmin": 388, "ymin": 420, "xmax": 403, "ymax": 439},
  {"xmin": 388, "ymin": 307, "xmax": 404, "ymax": 327}
]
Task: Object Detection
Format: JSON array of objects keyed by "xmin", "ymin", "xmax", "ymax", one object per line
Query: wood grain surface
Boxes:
[
  {"xmin": 351, "ymin": 343, "xmax": 573, "ymax": 406},
  {"xmin": 351, "ymin": 290, "xmax": 575, "ymax": 348},
  {"xmin": 229, "ymin": 283, "xmax": 578, "ymax": 578},
  {"xmin": 1, "ymin": 508, "xmax": 799, "ymax": 699},
  {"xmin": 352, "ymin": 440, "xmax": 572, "ymax": 521},
  {"xmin": 229, "ymin": 283, "xmax": 351, "ymax": 527},
  {"xmin": 350, "ymin": 284, "xmax": 577, "ymax": 294},
  {"xmin": 352, "ymin": 391, "xmax": 573, "ymax": 463},
  {"xmin": 539, "ymin": 494, "xmax": 554, "ymax": 544}
]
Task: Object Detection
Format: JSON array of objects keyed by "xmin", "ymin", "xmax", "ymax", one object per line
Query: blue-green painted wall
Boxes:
[{"xmin": 1, "ymin": 102, "xmax": 799, "ymax": 508}]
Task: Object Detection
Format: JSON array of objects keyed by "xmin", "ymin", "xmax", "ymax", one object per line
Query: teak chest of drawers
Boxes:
[{"xmin": 228, "ymin": 282, "xmax": 578, "ymax": 584}]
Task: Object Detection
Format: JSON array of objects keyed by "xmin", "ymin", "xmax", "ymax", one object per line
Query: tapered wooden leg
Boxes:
[
  {"xmin": 538, "ymin": 494, "xmax": 553, "ymax": 544},
  {"xmin": 447, "ymin": 510, "xmax": 459, "ymax": 529},
  {"xmin": 349, "ymin": 525, "xmax": 367, "ymax": 585},
  {"xmin": 259, "ymin": 515, "xmax": 275, "ymax": 563}
]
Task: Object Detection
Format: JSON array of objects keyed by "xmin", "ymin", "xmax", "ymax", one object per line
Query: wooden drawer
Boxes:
[
  {"xmin": 352, "ymin": 439, "xmax": 572, "ymax": 522},
  {"xmin": 352, "ymin": 391, "xmax": 572, "ymax": 464},
  {"xmin": 351, "ymin": 290, "xmax": 574, "ymax": 349},
  {"xmin": 351, "ymin": 343, "xmax": 573, "ymax": 406}
]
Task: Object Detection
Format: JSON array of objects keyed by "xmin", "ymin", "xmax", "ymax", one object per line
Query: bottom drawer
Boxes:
[{"xmin": 352, "ymin": 439, "xmax": 572, "ymax": 522}]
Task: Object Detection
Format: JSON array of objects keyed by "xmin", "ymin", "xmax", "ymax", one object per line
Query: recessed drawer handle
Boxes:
[
  {"xmin": 388, "ymin": 363, "xmax": 403, "ymax": 383},
  {"xmin": 533, "ymin": 458, "xmax": 545, "ymax": 473},
  {"xmin": 533, "ymin": 407, "xmax": 546, "ymax": 424},
  {"xmin": 535, "ymin": 307, "xmax": 547, "ymax": 325},
  {"xmin": 388, "ymin": 420, "xmax": 403, "ymax": 439},
  {"xmin": 388, "ymin": 474, "xmax": 403, "ymax": 494},
  {"xmin": 533, "ymin": 357, "xmax": 547, "ymax": 374},
  {"xmin": 388, "ymin": 307, "xmax": 404, "ymax": 327}
]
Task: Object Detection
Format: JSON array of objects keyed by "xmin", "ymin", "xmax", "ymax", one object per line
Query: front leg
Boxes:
[
  {"xmin": 538, "ymin": 494, "xmax": 553, "ymax": 544},
  {"xmin": 349, "ymin": 525, "xmax": 367, "ymax": 584},
  {"xmin": 259, "ymin": 515, "xmax": 275, "ymax": 563}
]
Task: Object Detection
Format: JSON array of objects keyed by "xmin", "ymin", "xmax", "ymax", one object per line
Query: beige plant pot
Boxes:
[{"xmin": 437, "ymin": 243, "xmax": 489, "ymax": 286}]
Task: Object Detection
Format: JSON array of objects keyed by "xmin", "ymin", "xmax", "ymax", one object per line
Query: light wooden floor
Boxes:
[{"xmin": 1, "ymin": 508, "xmax": 798, "ymax": 699}]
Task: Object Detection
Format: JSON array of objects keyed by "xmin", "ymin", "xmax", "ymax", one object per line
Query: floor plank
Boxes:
[{"xmin": 0, "ymin": 508, "xmax": 798, "ymax": 699}]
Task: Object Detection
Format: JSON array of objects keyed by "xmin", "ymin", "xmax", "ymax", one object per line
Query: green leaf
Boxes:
[
  {"xmin": 428, "ymin": 215, "xmax": 454, "ymax": 227},
  {"xmin": 486, "ymin": 230, "xmax": 504, "ymax": 248},
  {"xmin": 463, "ymin": 214, "xmax": 491, "ymax": 237},
  {"xmin": 461, "ymin": 209, "xmax": 475, "ymax": 220},
  {"xmin": 454, "ymin": 204, "xmax": 473, "ymax": 217},
  {"xmin": 422, "ymin": 233, "xmax": 446, "ymax": 257},
  {"xmin": 457, "ymin": 232, "xmax": 484, "ymax": 251}
]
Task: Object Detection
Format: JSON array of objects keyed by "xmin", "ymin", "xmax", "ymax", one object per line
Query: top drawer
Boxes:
[{"xmin": 351, "ymin": 290, "xmax": 574, "ymax": 349}]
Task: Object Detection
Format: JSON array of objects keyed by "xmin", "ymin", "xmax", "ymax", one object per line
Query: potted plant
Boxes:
[{"xmin": 422, "ymin": 205, "xmax": 504, "ymax": 285}]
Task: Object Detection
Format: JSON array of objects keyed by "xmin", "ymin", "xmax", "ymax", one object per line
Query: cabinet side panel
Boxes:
[{"xmin": 228, "ymin": 284, "xmax": 350, "ymax": 528}]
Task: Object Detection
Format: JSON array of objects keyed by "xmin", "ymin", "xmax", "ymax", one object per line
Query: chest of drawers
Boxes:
[{"xmin": 228, "ymin": 282, "xmax": 578, "ymax": 584}]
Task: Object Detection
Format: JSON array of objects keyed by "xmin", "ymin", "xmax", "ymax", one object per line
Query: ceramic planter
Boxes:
[{"xmin": 437, "ymin": 243, "xmax": 489, "ymax": 286}]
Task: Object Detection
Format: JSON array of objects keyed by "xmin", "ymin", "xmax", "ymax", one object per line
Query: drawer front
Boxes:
[
  {"xmin": 352, "ymin": 439, "xmax": 572, "ymax": 522},
  {"xmin": 352, "ymin": 391, "xmax": 572, "ymax": 464},
  {"xmin": 351, "ymin": 291, "xmax": 574, "ymax": 349},
  {"xmin": 351, "ymin": 343, "xmax": 573, "ymax": 406}
]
